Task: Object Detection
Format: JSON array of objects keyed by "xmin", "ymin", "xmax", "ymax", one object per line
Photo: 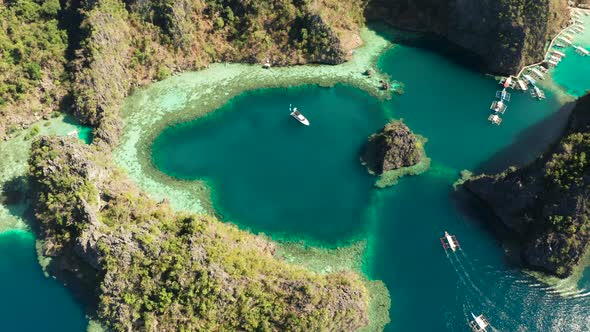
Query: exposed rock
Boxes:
[
  {"xmin": 464, "ymin": 95, "xmax": 590, "ymax": 277},
  {"xmin": 369, "ymin": 0, "xmax": 571, "ymax": 74},
  {"xmin": 28, "ymin": 136, "xmax": 372, "ymax": 331},
  {"xmin": 361, "ymin": 120, "xmax": 422, "ymax": 175}
]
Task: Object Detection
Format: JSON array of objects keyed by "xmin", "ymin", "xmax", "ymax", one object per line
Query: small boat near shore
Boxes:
[{"xmin": 290, "ymin": 104, "xmax": 310, "ymax": 126}]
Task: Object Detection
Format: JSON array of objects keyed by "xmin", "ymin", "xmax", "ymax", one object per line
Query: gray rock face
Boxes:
[
  {"xmin": 361, "ymin": 120, "xmax": 422, "ymax": 175},
  {"xmin": 369, "ymin": 0, "xmax": 570, "ymax": 74},
  {"xmin": 464, "ymin": 95, "xmax": 590, "ymax": 278},
  {"xmin": 74, "ymin": 199, "xmax": 104, "ymax": 270}
]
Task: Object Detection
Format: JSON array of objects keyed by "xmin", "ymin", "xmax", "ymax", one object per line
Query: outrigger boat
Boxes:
[
  {"xmin": 468, "ymin": 313, "xmax": 490, "ymax": 332},
  {"xmin": 490, "ymin": 100, "xmax": 507, "ymax": 114},
  {"xmin": 440, "ymin": 231, "xmax": 460, "ymax": 252},
  {"xmin": 289, "ymin": 104, "xmax": 310, "ymax": 126}
]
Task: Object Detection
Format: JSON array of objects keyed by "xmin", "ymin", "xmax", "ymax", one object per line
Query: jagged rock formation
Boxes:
[
  {"xmin": 361, "ymin": 120, "xmax": 422, "ymax": 175},
  {"xmin": 465, "ymin": 95, "xmax": 590, "ymax": 277},
  {"xmin": 29, "ymin": 136, "xmax": 371, "ymax": 332},
  {"xmin": 1, "ymin": 0, "xmax": 366, "ymax": 142},
  {"xmin": 368, "ymin": 0, "xmax": 571, "ymax": 74}
]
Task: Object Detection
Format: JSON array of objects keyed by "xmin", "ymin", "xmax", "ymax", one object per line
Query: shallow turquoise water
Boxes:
[
  {"xmin": 553, "ymin": 13, "xmax": 590, "ymax": 98},
  {"xmin": 152, "ymin": 86, "xmax": 387, "ymax": 242},
  {"xmin": 0, "ymin": 231, "xmax": 87, "ymax": 331},
  {"xmin": 152, "ymin": 35, "xmax": 590, "ymax": 331}
]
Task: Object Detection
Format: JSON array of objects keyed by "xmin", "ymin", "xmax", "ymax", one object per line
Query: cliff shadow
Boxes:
[
  {"xmin": 367, "ymin": 22, "xmax": 488, "ymax": 74},
  {"xmin": 450, "ymin": 185, "xmax": 526, "ymax": 269},
  {"xmin": 475, "ymin": 101, "xmax": 574, "ymax": 175},
  {"xmin": 1, "ymin": 175, "xmax": 102, "ymax": 318},
  {"xmin": 449, "ymin": 102, "xmax": 575, "ymax": 269}
]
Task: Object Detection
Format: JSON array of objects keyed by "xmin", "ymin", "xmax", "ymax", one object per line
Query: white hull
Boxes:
[{"xmin": 290, "ymin": 107, "xmax": 310, "ymax": 126}]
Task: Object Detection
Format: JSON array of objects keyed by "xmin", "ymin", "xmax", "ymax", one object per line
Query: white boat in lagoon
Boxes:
[
  {"xmin": 289, "ymin": 104, "xmax": 310, "ymax": 126},
  {"xmin": 469, "ymin": 313, "xmax": 490, "ymax": 332},
  {"xmin": 440, "ymin": 231, "xmax": 460, "ymax": 252},
  {"xmin": 495, "ymin": 88, "xmax": 511, "ymax": 102},
  {"xmin": 531, "ymin": 86, "xmax": 546, "ymax": 100},
  {"xmin": 523, "ymin": 74, "xmax": 537, "ymax": 86},
  {"xmin": 490, "ymin": 100, "xmax": 507, "ymax": 114},
  {"xmin": 516, "ymin": 78, "xmax": 528, "ymax": 91},
  {"xmin": 488, "ymin": 114, "xmax": 502, "ymax": 125},
  {"xmin": 575, "ymin": 45, "xmax": 590, "ymax": 56}
]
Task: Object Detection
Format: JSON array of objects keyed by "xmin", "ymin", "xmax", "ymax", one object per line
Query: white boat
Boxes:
[
  {"xmin": 523, "ymin": 74, "xmax": 536, "ymax": 86},
  {"xmin": 490, "ymin": 100, "xmax": 507, "ymax": 114},
  {"xmin": 469, "ymin": 313, "xmax": 490, "ymax": 332},
  {"xmin": 516, "ymin": 79, "xmax": 528, "ymax": 91},
  {"xmin": 440, "ymin": 231, "xmax": 460, "ymax": 252},
  {"xmin": 488, "ymin": 114, "xmax": 503, "ymax": 125},
  {"xmin": 290, "ymin": 105, "xmax": 310, "ymax": 126},
  {"xmin": 495, "ymin": 88, "xmax": 511, "ymax": 102},
  {"xmin": 531, "ymin": 86, "xmax": 546, "ymax": 100}
]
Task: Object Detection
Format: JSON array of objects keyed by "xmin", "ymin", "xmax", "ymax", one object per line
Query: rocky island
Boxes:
[
  {"xmin": 29, "ymin": 136, "xmax": 376, "ymax": 331},
  {"xmin": 361, "ymin": 120, "xmax": 429, "ymax": 187},
  {"xmin": 465, "ymin": 94, "xmax": 590, "ymax": 278},
  {"xmin": 0, "ymin": 0, "xmax": 585, "ymax": 330}
]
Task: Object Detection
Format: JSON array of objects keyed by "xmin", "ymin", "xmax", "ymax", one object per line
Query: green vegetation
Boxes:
[
  {"xmin": 361, "ymin": 119, "xmax": 429, "ymax": 187},
  {"xmin": 465, "ymin": 94, "xmax": 590, "ymax": 277},
  {"xmin": 0, "ymin": 0, "xmax": 68, "ymax": 139},
  {"xmin": 71, "ymin": 0, "xmax": 131, "ymax": 147},
  {"xmin": 375, "ymin": 136, "xmax": 430, "ymax": 188},
  {"xmin": 29, "ymin": 136, "xmax": 372, "ymax": 331}
]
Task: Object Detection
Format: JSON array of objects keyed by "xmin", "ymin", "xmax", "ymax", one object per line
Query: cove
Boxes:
[
  {"xmin": 149, "ymin": 29, "xmax": 590, "ymax": 331},
  {"xmin": 368, "ymin": 35, "xmax": 590, "ymax": 331},
  {"xmin": 152, "ymin": 85, "xmax": 387, "ymax": 242}
]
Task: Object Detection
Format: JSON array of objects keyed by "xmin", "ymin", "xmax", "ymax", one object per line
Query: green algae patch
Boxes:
[
  {"xmin": 375, "ymin": 136, "xmax": 431, "ymax": 188},
  {"xmin": 0, "ymin": 116, "xmax": 86, "ymax": 233}
]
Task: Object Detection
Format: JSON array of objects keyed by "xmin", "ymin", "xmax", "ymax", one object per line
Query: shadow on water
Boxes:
[
  {"xmin": 475, "ymin": 101, "xmax": 574, "ymax": 175},
  {"xmin": 1, "ymin": 176, "xmax": 101, "ymax": 318},
  {"xmin": 370, "ymin": 22, "xmax": 488, "ymax": 74},
  {"xmin": 450, "ymin": 186, "xmax": 525, "ymax": 270},
  {"xmin": 450, "ymin": 102, "xmax": 575, "ymax": 270}
]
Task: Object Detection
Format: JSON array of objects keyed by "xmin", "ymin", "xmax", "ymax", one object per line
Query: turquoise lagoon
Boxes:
[
  {"xmin": 0, "ymin": 231, "xmax": 87, "ymax": 331},
  {"xmin": 2, "ymin": 25, "xmax": 590, "ymax": 331},
  {"xmin": 152, "ymin": 34, "xmax": 590, "ymax": 331},
  {"xmin": 0, "ymin": 121, "xmax": 91, "ymax": 331}
]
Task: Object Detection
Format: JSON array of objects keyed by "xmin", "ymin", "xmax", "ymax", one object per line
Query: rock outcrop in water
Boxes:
[
  {"xmin": 464, "ymin": 94, "xmax": 590, "ymax": 277},
  {"xmin": 368, "ymin": 0, "xmax": 571, "ymax": 74},
  {"xmin": 361, "ymin": 120, "xmax": 422, "ymax": 175},
  {"xmin": 28, "ymin": 136, "xmax": 375, "ymax": 332}
]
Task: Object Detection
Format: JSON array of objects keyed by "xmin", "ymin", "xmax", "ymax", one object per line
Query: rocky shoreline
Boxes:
[
  {"xmin": 28, "ymin": 136, "xmax": 383, "ymax": 332},
  {"xmin": 368, "ymin": 0, "xmax": 571, "ymax": 74},
  {"xmin": 361, "ymin": 120, "xmax": 430, "ymax": 187},
  {"xmin": 464, "ymin": 94, "xmax": 590, "ymax": 278}
]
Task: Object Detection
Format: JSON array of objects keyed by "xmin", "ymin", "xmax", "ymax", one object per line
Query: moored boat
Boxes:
[{"xmin": 290, "ymin": 105, "xmax": 310, "ymax": 126}]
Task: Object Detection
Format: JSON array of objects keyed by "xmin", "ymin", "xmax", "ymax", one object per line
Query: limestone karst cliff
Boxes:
[
  {"xmin": 368, "ymin": 0, "xmax": 571, "ymax": 74},
  {"xmin": 29, "ymin": 136, "xmax": 374, "ymax": 332},
  {"xmin": 465, "ymin": 95, "xmax": 590, "ymax": 278}
]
